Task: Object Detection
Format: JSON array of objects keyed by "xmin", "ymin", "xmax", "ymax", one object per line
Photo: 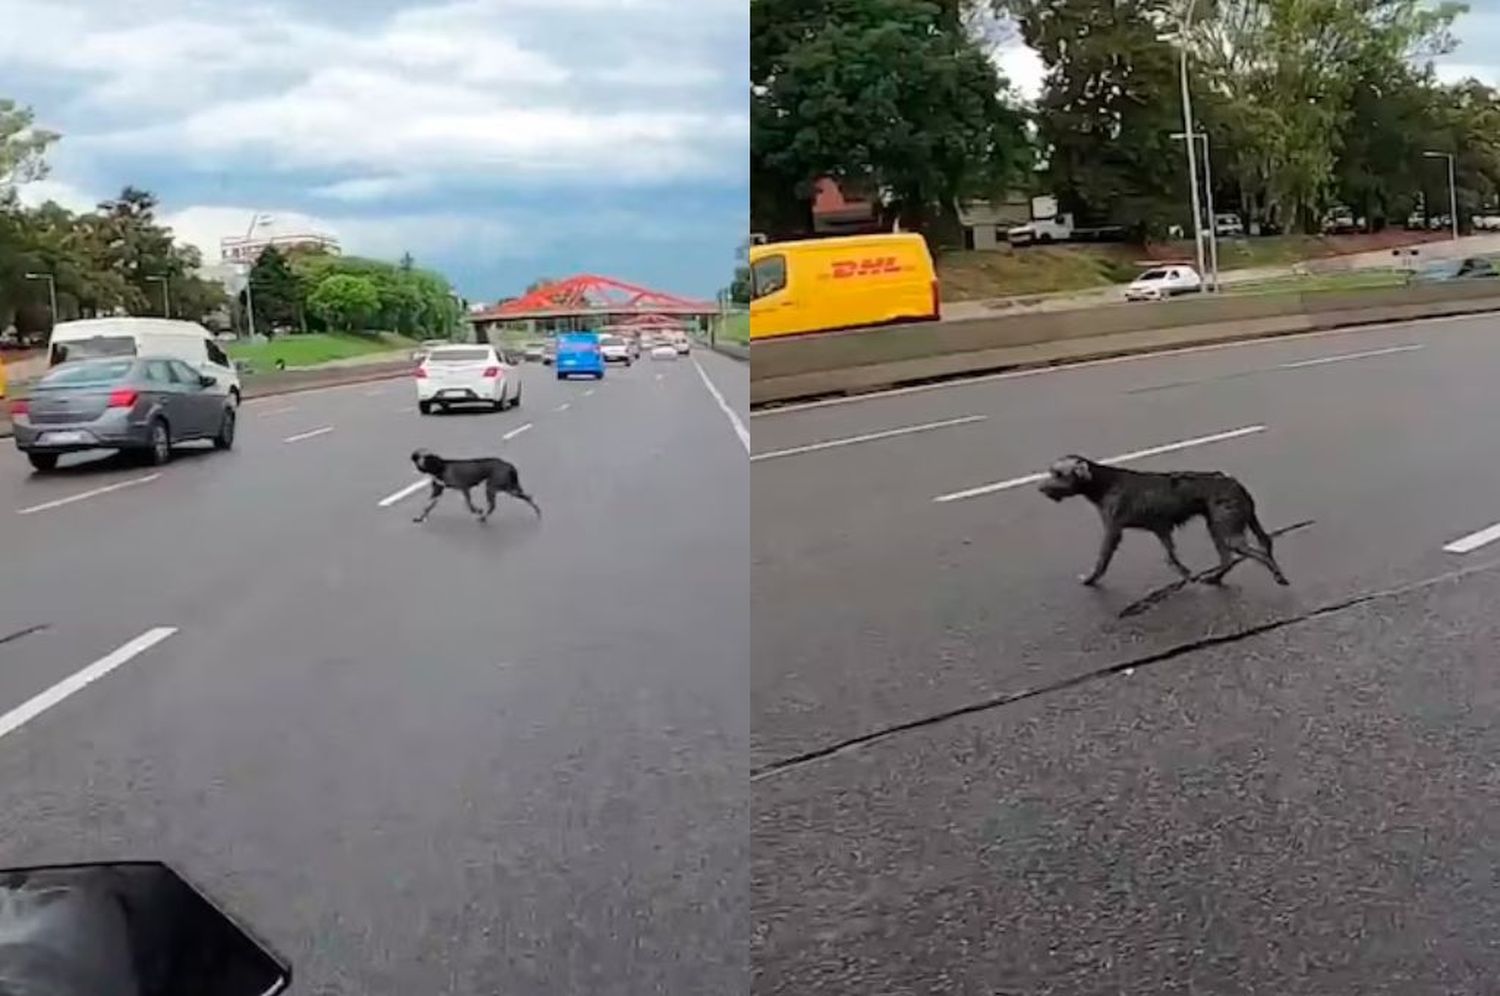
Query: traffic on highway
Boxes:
[{"xmin": 0, "ymin": 345, "xmax": 749, "ymax": 992}]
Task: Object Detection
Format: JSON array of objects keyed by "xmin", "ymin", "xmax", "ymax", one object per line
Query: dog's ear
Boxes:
[{"xmin": 1051, "ymin": 456, "xmax": 1090, "ymax": 482}]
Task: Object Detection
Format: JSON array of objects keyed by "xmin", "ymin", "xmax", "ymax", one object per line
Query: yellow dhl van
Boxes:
[{"xmin": 749, "ymin": 233, "xmax": 940, "ymax": 339}]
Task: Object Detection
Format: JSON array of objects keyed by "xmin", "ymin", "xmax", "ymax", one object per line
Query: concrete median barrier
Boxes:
[{"xmin": 750, "ymin": 281, "xmax": 1500, "ymax": 406}]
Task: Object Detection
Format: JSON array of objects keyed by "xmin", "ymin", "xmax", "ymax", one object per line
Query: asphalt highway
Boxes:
[
  {"xmin": 751, "ymin": 312, "xmax": 1500, "ymax": 992},
  {"xmin": 0, "ymin": 348, "xmax": 747, "ymax": 994}
]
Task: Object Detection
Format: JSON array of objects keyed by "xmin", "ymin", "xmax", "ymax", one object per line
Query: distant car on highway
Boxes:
[
  {"xmin": 555, "ymin": 332, "xmax": 605, "ymax": 380},
  {"xmin": 49, "ymin": 317, "xmax": 241, "ymax": 407},
  {"xmin": 522, "ymin": 341, "xmax": 546, "ymax": 362},
  {"xmin": 415, "ymin": 344, "xmax": 521, "ymax": 414},
  {"xmin": 542, "ymin": 339, "xmax": 557, "ymax": 365},
  {"xmin": 599, "ymin": 334, "xmax": 633, "ymax": 366},
  {"xmin": 411, "ymin": 338, "xmax": 448, "ymax": 361},
  {"xmin": 672, "ymin": 334, "xmax": 691, "ymax": 355},
  {"xmin": 10, "ymin": 356, "xmax": 236, "ymax": 471},
  {"xmin": 650, "ymin": 343, "xmax": 678, "ymax": 361},
  {"xmin": 1214, "ymin": 213, "xmax": 1244, "ymax": 237},
  {"xmin": 1124, "ymin": 265, "xmax": 1203, "ymax": 302},
  {"xmin": 1407, "ymin": 257, "xmax": 1499, "ymax": 284}
]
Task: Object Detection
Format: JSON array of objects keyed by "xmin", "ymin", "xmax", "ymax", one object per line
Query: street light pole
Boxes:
[
  {"xmin": 146, "ymin": 275, "xmax": 170, "ymax": 317},
  {"xmin": 1173, "ymin": 130, "xmax": 1219, "ymax": 291},
  {"xmin": 23, "ymin": 272, "xmax": 57, "ymax": 324},
  {"xmin": 1172, "ymin": 1, "xmax": 1206, "ymax": 281},
  {"xmin": 1423, "ymin": 151, "xmax": 1459, "ymax": 241},
  {"xmin": 242, "ymin": 213, "xmax": 271, "ymax": 337}
]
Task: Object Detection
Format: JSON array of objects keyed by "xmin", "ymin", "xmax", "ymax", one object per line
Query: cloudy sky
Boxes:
[{"xmin": 0, "ymin": 0, "xmax": 747, "ymax": 302}]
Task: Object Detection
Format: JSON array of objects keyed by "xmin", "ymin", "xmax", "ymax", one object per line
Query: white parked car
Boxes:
[
  {"xmin": 1124, "ymin": 266, "xmax": 1203, "ymax": 302},
  {"xmin": 415, "ymin": 344, "xmax": 521, "ymax": 414},
  {"xmin": 1214, "ymin": 213, "xmax": 1244, "ymax": 236},
  {"xmin": 650, "ymin": 344, "xmax": 678, "ymax": 361},
  {"xmin": 48, "ymin": 317, "xmax": 242, "ymax": 407}
]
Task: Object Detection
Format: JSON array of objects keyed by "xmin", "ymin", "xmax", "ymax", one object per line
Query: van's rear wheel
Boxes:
[
  {"xmin": 27, "ymin": 452, "xmax": 57, "ymax": 473},
  {"xmin": 213, "ymin": 407, "xmax": 236, "ymax": 450}
]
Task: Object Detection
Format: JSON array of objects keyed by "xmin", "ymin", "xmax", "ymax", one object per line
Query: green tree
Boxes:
[
  {"xmin": 308, "ymin": 273, "xmax": 380, "ymax": 330},
  {"xmin": 752, "ymin": 0, "xmax": 1031, "ymax": 241},
  {"xmin": 999, "ymin": 0, "xmax": 1186, "ymax": 236},
  {"xmin": 0, "ymin": 98, "xmax": 58, "ymax": 188},
  {"xmin": 248, "ymin": 245, "xmax": 302, "ymax": 330}
]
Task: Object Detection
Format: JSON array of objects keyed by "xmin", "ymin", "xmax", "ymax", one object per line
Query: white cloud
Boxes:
[
  {"xmin": 13, "ymin": 178, "xmax": 97, "ymax": 213},
  {"xmin": 0, "ymin": 0, "xmax": 744, "ymax": 189}
]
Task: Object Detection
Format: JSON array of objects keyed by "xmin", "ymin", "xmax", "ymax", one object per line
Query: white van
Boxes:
[{"xmin": 49, "ymin": 318, "xmax": 241, "ymax": 405}]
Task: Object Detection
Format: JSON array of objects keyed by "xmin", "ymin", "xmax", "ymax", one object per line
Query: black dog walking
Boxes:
[
  {"xmin": 410, "ymin": 449, "xmax": 541, "ymax": 524},
  {"xmin": 1039, "ymin": 455, "xmax": 1289, "ymax": 587}
]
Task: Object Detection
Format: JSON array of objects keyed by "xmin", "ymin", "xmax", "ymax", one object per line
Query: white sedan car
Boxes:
[
  {"xmin": 650, "ymin": 344, "xmax": 678, "ymax": 361},
  {"xmin": 1124, "ymin": 265, "xmax": 1203, "ymax": 302},
  {"xmin": 415, "ymin": 344, "xmax": 521, "ymax": 414}
]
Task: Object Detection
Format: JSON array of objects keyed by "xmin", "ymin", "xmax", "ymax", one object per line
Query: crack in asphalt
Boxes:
[
  {"xmin": 0, "ymin": 624, "xmax": 48, "ymax": 649},
  {"xmin": 752, "ymin": 555, "xmax": 1500, "ymax": 782}
]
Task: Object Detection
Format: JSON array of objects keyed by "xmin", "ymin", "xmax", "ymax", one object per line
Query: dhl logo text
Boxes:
[{"xmin": 830, "ymin": 257, "xmax": 904, "ymax": 279}]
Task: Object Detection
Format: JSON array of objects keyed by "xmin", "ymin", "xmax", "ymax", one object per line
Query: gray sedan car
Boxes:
[{"xmin": 10, "ymin": 356, "xmax": 236, "ymax": 472}]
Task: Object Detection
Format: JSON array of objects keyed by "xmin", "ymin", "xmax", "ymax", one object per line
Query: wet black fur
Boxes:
[
  {"xmin": 1039, "ymin": 455, "xmax": 1289, "ymax": 587},
  {"xmin": 410, "ymin": 449, "xmax": 541, "ymax": 524}
]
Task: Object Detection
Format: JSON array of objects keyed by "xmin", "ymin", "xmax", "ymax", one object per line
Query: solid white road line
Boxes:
[
  {"xmin": 1277, "ymin": 343, "xmax": 1423, "ymax": 369},
  {"xmin": 933, "ymin": 424, "xmax": 1268, "ymax": 503},
  {"xmin": 1443, "ymin": 522, "xmax": 1500, "ymax": 554},
  {"xmin": 17, "ymin": 473, "xmax": 161, "ymax": 516},
  {"xmin": 752, "ymin": 312, "xmax": 1482, "ymax": 418},
  {"xmin": 693, "ymin": 358, "xmax": 750, "ymax": 452},
  {"xmin": 378, "ymin": 478, "xmax": 430, "ymax": 508},
  {"xmin": 0, "ymin": 627, "xmax": 177, "ymax": 743},
  {"xmin": 283, "ymin": 425, "xmax": 335, "ymax": 443},
  {"xmin": 752, "ymin": 415, "xmax": 988, "ymax": 463},
  {"xmin": 554, "ymin": 403, "xmax": 571, "ymax": 412},
  {"xmin": 362, "ymin": 387, "xmax": 386, "ymax": 397},
  {"xmin": 502, "ymin": 422, "xmax": 533, "ymax": 440}
]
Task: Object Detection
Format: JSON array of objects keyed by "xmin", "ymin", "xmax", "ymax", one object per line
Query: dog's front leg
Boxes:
[
  {"xmin": 412, "ymin": 481, "xmax": 444, "ymax": 523},
  {"xmin": 1080, "ymin": 526, "xmax": 1122, "ymax": 586},
  {"xmin": 1156, "ymin": 530, "xmax": 1192, "ymax": 579}
]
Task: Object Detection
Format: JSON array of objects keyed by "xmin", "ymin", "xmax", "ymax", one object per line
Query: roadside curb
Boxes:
[{"xmin": 751, "ymin": 294, "xmax": 1500, "ymax": 408}]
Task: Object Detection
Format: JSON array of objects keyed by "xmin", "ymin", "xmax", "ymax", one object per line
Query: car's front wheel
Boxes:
[
  {"xmin": 213, "ymin": 407, "xmax": 236, "ymax": 450},
  {"xmin": 27, "ymin": 452, "xmax": 58, "ymax": 473}
]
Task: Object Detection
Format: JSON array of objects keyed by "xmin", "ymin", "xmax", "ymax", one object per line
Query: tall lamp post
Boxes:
[
  {"xmin": 1423, "ymin": 151, "xmax": 1459, "ymax": 241},
  {"xmin": 146, "ymin": 274, "xmax": 170, "ymax": 317},
  {"xmin": 23, "ymin": 272, "xmax": 58, "ymax": 324},
  {"xmin": 1164, "ymin": 0, "xmax": 1206, "ymax": 281},
  {"xmin": 242, "ymin": 213, "xmax": 273, "ymax": 336},
  {"xmin": 1173, "ymin": 130, "xmax": 1220, "ymax": 291}
]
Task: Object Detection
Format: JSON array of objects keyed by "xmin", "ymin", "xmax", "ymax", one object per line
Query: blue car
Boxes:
[{"xmin": 555, "ymin": 332, "xmax": 605, "ymax": 380}]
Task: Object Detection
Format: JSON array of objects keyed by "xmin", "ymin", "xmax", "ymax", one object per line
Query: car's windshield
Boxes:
[
  {"xmin": 50, "ymin": 336, "xmax": 137, "ymax": 365},
  {"xmin": 37, "ymin": 358, "xmax": 135, "ymax": 387},
  {"xmin": 1137, "ymin": 269, "xmax": 1167, "ymax": 281}
]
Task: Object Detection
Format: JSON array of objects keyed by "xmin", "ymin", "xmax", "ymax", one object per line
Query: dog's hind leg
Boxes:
[
  {"xmin": 1228, "ymin": 532, "xmax": 1290, "ymax": 585},
  {"xmin": 412, "ymin": 481, "xmax": 444, "ymax": 523},
  {"xmin": 1080, "ymin": 526, "xmax": 1122, "ymax": 586},
  {"xmin": 507, "ymin": 470, "xmax": 541, "ymax": 517},
  {"xmin": 1202, "ymin": 527, "xmax": 1237, "ymax": 585},
  {"xmin": 479, "ymin": 482, "xmax": 498, "ymax": 524}
]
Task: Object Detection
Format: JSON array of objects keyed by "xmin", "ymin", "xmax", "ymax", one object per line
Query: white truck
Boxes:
[{"xmin": 1007, "ymin": 208, "xmax": 1126, "ymax": 247}]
